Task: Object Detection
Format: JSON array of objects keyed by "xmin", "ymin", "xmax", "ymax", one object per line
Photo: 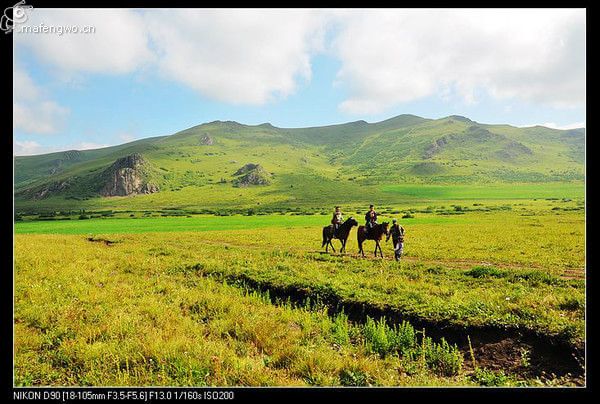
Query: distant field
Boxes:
[
  {"xmin": 15, "ymin": 201, "xmax": 585, "ymax": 238},
  {"xmin": 6, "ymin": 212, "xmax": 555, "ymax": 236},
  {"xmin": 15, "ymin": 180, "xmax": 585, "ymax": 213},
  {"xmin": 14, "ymin": 214, "xmax": 474, "ymax": 235},
  {"xmin": 381, "ymin": 182, "xmax": 584, "ymax": 200},
  {"xmin": 14, "ymin": 215, "xmax": 325, "ymax": 235}
]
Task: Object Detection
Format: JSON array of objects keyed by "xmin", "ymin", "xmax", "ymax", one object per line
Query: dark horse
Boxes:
[
  {"xmin": 322, "ymin": 217, "xmax": 358, "ymax": 253},
  {"xmin": 357, "ymin": 222, "xmax": 390, "ymax": 258}
]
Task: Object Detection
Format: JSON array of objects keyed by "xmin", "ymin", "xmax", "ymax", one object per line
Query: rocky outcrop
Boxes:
[
  {"xmin": 32, "ymin": 180, "xmax": 72, "ymax": 199},
  {"xmin": 99, "ymin": 153, "xmax": 159, "ymax": 196},
  {"xmin": 423, "ymin": 135, "xmax": 457, "ymax": 159},
  {"xmin": 200, "ymin": 134, "xmax": 214, "ymax": 145},
  {"xmin": 233, "ymin": 163, "xmax": 271, "ymax": 187},
  {"xmin": 495, "ymin": 141, "xmax": 533, "ymax": 161},
  {"xmin": 423, "ymin": 127, "xmax": 532, "ymax": 161},
  {"xmin": 234, "ymin": 163, "xmax": 260, "ymax": 176}
]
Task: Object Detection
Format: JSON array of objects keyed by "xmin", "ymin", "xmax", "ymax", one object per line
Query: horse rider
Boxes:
[
  {"xmin": 387, "ymin": 218, "xmax": 405, "ymax": 261},
  {"xmin": 331, "ymin": 206, "xmax": 344, "ymax": 237},
  {"xmin": 364, "ymin": 204, "xmax": 378, "ymax": 236}
]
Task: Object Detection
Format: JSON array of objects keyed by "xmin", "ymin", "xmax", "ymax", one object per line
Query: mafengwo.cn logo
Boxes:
[{"xmin": 1, "ymin": 1, "xmax": 33, "ymax": 34}]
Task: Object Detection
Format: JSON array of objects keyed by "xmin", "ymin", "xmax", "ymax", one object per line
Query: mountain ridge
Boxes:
[{"xmin": 14, "ymin": 113, "xmax": 585, "ymax": 212}]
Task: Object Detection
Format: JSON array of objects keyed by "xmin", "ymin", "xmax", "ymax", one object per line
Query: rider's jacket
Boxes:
[
  {"xmin": 332, "ymin": 212, "xmax": 343, "ymax": 225},
  {"xmin": 365, "ymin": 210, "xmax": 378, "ymax": 225}
]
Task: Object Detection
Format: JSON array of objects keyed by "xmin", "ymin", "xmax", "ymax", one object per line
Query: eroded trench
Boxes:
[{"xmin": 195, "ymin": 267, "xmax": 585, "ymax": 386}]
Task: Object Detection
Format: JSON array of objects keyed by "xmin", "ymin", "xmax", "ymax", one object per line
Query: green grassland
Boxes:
[
  {"xmin": 15, "ymin": 241, "xmax": 468, "ymax": 387},
  {"xmin": 14, "ymin": 201, "xmax": 585, "ymax": 386},
  {"xmin": 382, "ymin": 182, "xmax": 583, "ymax": 200},
  {"xmin": 14, "ymin": 115, "xmax": 584, "ymax": 213},
  {"xmin": 13, "ymin": 114, "xmax": 586, "ymax": 386}
]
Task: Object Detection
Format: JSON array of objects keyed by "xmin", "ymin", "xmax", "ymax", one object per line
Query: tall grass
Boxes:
[{"xmin": 362, "ymin": 317, "xmax": 462, "ymax": 376}]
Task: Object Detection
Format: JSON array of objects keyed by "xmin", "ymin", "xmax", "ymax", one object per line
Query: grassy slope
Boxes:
[{"xmin": 14, "ymin": 115, "xmax": 585, "ymax": 212}]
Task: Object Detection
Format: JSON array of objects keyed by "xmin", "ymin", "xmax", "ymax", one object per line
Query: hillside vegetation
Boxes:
[{"xmin": 14, "ymin": 115, "xmax": 584, "ymax": 213}]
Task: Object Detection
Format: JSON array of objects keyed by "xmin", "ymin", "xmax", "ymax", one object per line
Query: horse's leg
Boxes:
[
  {"xmin": 341, "ymin": 238, "xmax": 346, "ymax": 253},
  {"xmin": 325, "ymin": 238, "xmax": 329, "ymax": 253},
  {"xmin": 378, "ymin": 241, "xmax": 383, "ymax": 258},
  {"xmin": 329, "ymin": 240, "xmax": 336, "ymax": 253}
]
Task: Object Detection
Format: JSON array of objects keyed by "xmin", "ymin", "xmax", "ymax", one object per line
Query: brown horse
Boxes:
[
  {"xmin": 322, "ymin": 217, "xmax": 358, "ymax": 253},
  {"xmin": 357, "ymin": 222, "xmax": 390, "ymax": 258}
]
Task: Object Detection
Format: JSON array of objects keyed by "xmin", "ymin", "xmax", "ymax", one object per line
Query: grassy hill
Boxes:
[{"xmin": 14, "ymin": 114, "xmax": 585, "ymax": 213}]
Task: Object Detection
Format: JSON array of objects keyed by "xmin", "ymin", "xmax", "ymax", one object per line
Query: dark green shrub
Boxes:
[
  {"xmin": 465, "ymin": 266, "xmax": 507, "ymax": 278},
  {"xmin": 422, "ymin": 337, "xmax": 463, "ymax": 376},
  {"xmin": 511, "ymin": 271, "xmax": 562, "ymax": 286},
  {"xmin": 330, "ymin": 312, "xmax": 351, "ymax": 346}
]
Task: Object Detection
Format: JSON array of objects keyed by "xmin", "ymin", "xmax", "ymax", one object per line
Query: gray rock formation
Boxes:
[
  {"xmin": 233, "ymin": 163, "xmax": 271, "ymax": 187},
  {"xmin": 33, "ymin": 180, "xmax": 72, "ymax": 199},
  {"xmin": 200, "ymin": 134, "xmax": 214, "ymax": 145},
  {"xmin": 99, "ymin": 154, "xmax": 159, "ymax": 196}
]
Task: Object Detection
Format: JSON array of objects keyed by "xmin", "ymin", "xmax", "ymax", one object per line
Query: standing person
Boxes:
[
  {"xmin": 331, "ymin": 206, "xmax": 344, "ymax": 237},
  {"xmin": 364, "ymin": 204, "xmax": 378, "ymax": 236},
  {"xmin": 387, "ymin": 218, "xmax": 405, "ymax": 261}
]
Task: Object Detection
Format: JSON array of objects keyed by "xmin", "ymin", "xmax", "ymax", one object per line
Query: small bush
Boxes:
[
  {"xmin": 511, "ymin": 271, "xmax": 562, "ymax": 286},
  {"xmin": 78, "ymin": 214, "xmax": 90, "ymax": 220},
  {"xmin": 427, "ymin": 266, "xmax": 445, "ymax": 275},
  {"xmin": 558, "ymin": 296, "xmax": 584, "ymax": 311},
  {"xmin": 362, "ymin": 317, "xmax": 416, "ymax": 358},
  {"xmin": 471, "ymin": 368, "xmax": 511, "ymax": 386},
  {"xmin": 465, "ymin": 266, "xmax": 506, "ymax": 278},
  {"xmin": 339, "ymin": 368, "xmax": 371, "ymax": 386},
  {"xmin": 331, "ymin": 312, "xmax": 351, "ymax": 346},
  {"xmin": 391, "ymin": 321, "xmax": 417, "ymax": 355},
  {"xmin": 422, "ymin": 337, "xmax": 463, "ymax": 376},
  {"xmin": 363, "ymin": 317, "xmax": 394, "ymax": 357}
]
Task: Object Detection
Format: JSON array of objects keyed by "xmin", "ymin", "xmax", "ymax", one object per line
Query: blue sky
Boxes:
[{"xmin": 13, "ymin": 9, "xmax": 586, "ymax": 155}]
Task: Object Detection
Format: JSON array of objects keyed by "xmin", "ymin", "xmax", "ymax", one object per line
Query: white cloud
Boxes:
[
  {"xmin": 13, "ymin": 8, "xmax": 585, "ymax": 117},
  {"xmin": 15, "ymin": 9, "xmax": 327, "ymax": 105},
  {"xmin": 75, "ymin": 142, "xmax": 110, "ymax": 150},
  {"xmin": 15, "ymin": 9, "xmax": 154, "ymax": 74},
  {"xmin": 118, "ymin": 133, "xmax": 137, "ymax": 143},
  {"xmin": 331, "ymin": 9, "xmax": 585, "ymax": 114},
  {"xmin": 13, "ymin": 140, "xmax": 110, "ymax": 156},
  {"xmin": 518, "ymin": 121, "xmax": 586, "ymax": 130},
  {"xmin": 143, "ymin": 9, "xmax": 327, "ymax": 104},
  {"xmin": 14, "ymin": 140, "xmax": 49, "ymax": 156},
  {"xmin": 13, "ymin": 68, "xmax": 40, "ymax": 101},
  {"xmin": 13, "ymin": 67, "xmax": 70, "ymax": 134}
]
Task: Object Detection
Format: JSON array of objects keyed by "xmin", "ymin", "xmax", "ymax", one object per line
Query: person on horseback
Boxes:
[
  {"xmin": 331, "ymin": 206, "xmax": 344, "ymax": 237},
  {"xmin": 387, "ymin": 218, "xmax": 405, "ymax": 261},
  {"xmin": 364, "ymin": 204, "xmax": 378, "ymax": 236}
]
